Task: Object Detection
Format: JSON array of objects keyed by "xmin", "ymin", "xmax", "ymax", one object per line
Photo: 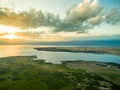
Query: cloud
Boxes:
[
  {"xmin": 0, "ymin": 7, "xmax": 46, "ymax": 29},
  {"xmin": 54, "ymin": 0, "xmax": 120, "ymax": 33},
  {"xmin": 0, "ymin": 32, "xmax": 8, "ymax": 36},
  {"xmin": 105, "ymin": 8, "xmax": 120, "ymax": 25},
  {"xmin": 59, "ymin": 0, "xmax": 104, "ymax": 32},
  {"xmin": 0, "ymin": 0, "xmax": 120, "ymax": 33}
]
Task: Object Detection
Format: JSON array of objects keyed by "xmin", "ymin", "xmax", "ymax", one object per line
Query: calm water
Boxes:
[{"xmin": 0, "ymin": 45, "xmax": 120, "ymax": 64}]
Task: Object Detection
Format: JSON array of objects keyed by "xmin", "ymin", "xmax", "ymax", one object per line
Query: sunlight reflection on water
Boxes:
[{"xmin": 0, "ymin": 45, "xmax": 120, "ymax": 64}]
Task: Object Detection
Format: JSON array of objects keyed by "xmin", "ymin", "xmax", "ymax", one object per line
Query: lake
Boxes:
[{"xmin": 0, "ymin": 45, "xmax": 120, "ymax": 64}]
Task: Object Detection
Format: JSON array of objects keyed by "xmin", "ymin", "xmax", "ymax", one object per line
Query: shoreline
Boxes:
[
  {"xmin": 34, "ymin": 47, "xmax": 120, "ymax": 56},
  {"xmin": 62, "ymin": 60, "xmax": 120, "ymax": 70},
  {"xmin": 0, "ymin": 55, "xmax": 120, "ymax": 89},
  {"xmin": 0, "ymin": 55, "xmax": 120, "ymax": 69},
  {"xmin": 0, "ymin": 55, "xmax": 120, "ymax": 65}
]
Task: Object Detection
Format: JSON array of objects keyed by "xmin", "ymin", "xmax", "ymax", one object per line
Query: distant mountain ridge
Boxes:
[
  {"xmin": 33, "ymin": 40, "xmax": 120, "ymax": 46},
  {"xmin": 0, "ymin": 39, "xmax": 120, "ymax": 46}
]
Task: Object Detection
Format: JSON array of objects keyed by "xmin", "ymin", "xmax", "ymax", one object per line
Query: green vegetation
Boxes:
[{"xmin": 0, "ymin": 56, "xmax": 120, "ymax": 90}]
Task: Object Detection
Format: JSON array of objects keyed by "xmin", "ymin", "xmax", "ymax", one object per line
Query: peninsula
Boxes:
[{"xmin": 35, "ymin": 47, "xmax": 120, "ymax": 56}]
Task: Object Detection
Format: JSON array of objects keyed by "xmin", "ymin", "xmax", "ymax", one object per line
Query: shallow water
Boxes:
[{"xmin": 0, "ymin": 45, "xmax": 120, "ymax": 64}]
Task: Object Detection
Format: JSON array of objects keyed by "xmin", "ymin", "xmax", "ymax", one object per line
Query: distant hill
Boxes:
[
  {"xmin": 0, "ymin": 39, "xmax": 120, "ymax": 46},
  {"xmin": 31, "ymin": 40, "xmax": 120, "ymax": 46}
]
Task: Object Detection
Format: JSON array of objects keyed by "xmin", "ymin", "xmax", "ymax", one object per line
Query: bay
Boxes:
[{"xmin": 0, "ymin": 45, "xmax": 120, "ymax": 64}]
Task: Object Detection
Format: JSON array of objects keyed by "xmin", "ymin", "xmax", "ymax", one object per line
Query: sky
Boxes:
[{"xmin": 0, "ymin": 0, "xmax": 120, "ymax": 43}]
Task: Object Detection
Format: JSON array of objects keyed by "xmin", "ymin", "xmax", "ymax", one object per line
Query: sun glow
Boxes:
[
  {"xmin": 0, "ymin": 25, "xmax": 22, "ymax": 40},
  {"xmin": 0, "ymin": 25, "xmax": 20, "ymax": 33},
  {"xmin": 1, "ymin": 33, "xmax": 20, "ymax": 40}
]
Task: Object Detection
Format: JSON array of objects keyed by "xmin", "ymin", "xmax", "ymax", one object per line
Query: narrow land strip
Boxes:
[{"xmin": 35, "ymin": 47, "xmax": 120, "ymax": 56}]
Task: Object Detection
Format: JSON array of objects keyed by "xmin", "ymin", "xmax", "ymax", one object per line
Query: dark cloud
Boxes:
[
  {"xmin": 0, "ymin": 0, "xmax": 120, "ymax": 33},
  {"xmin": 0, "ymin": 7, "xmax": 45, "ymax": 29},
  {"xmin": 105, "ymin": 8, "xmax": 120, "ymax": 25}
]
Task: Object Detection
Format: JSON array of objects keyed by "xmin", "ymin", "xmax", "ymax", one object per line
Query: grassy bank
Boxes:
[
  {"xmin": 0, "ymin": 56, "xmax": 120, "ymax": 90},
  {"xmin": 35, "ymin": 47, "xmax": 120, "ymax": 56}
]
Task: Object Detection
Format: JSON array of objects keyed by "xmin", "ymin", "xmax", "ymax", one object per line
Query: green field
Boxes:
[{"xmin": 0, "ymin": 56, "xmax": 120, "ymax": 90}]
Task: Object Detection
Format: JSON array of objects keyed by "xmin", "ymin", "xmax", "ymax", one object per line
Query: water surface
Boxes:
[{"xmin": 0, "ymin": 45, "xmax": 120, "ymax": 64}]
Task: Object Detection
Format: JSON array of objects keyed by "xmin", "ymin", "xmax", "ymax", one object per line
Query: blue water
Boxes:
[{"xmin": 0, "ymin": 45, "xmax": 120, "ymax": 64}]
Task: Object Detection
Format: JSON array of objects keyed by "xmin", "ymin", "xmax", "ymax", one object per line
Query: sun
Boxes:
[
  {"xmin": 0, "ymin": 25, "xmax": 22, "ymax": 40},
  {"xmin": 2, "ymin": 33, "xmax": 20, "ymax": 40}
]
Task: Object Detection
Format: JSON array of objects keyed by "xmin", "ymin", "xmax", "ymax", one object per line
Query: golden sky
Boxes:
[{"xmin": 0, "ymin": 0, "xmax": 120, "ymax": 42}]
